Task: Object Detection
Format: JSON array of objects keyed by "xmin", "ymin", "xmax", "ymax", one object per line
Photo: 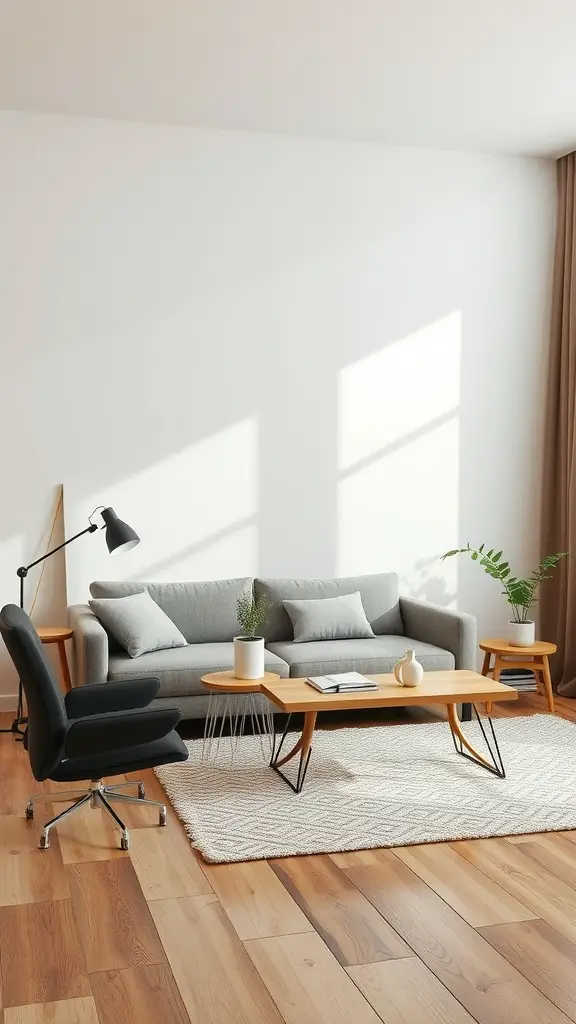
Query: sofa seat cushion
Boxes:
[
  {"xmin": 108, "ymin": 643, "xmax": 289, "ymax": 698},
  {"xmin": 266, "ymin": 636, "xmax": 454, "ymax": 678}
]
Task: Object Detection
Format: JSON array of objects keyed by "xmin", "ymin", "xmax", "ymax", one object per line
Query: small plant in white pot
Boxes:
[
  {"xmin": 234, "ymin": 592, "xmax": 270, "ymax": 679},
  {"xmin": 441, "ymin": 544, "xmax": 568, "ymax": 646}
]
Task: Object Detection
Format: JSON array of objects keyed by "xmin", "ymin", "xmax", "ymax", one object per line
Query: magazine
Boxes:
[{"xmin": 306, "ymin": 671, "xmax": 378, "ymax": 693}]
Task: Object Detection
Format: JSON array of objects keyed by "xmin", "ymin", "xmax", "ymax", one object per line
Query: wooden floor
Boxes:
[{"xmin": 1, "ymin": 695, "xmax": 576, "ymax": 1024}]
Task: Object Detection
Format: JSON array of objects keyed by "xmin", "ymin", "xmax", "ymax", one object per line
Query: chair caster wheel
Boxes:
[
  {"xmin": 39, "ymin": 833, "xmax": 50, "ymax": 850},
  {"xmin": 159, "ymin": 808, "xmax": 167, "ymax": 826},
  {"xmin": 25, "ymin": 805, "xmax": 34, "ymax": 820},
  {"xmin": 120, "ymin": 834, "xmax": 130, "ymax": 851},
  {"xmin": 138, "ymin": 784, "xmax": 146, "ymax": 799}
]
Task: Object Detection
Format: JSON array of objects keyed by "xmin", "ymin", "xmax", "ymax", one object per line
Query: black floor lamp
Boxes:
[{"xmin": 2, "ymin": 506, "xmax": 140, "ymax": 738}]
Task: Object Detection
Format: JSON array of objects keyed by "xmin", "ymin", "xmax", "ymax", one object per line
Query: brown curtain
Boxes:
[{"xmin": 541, "ymin": 152, "xmax": 576, "ymax": 694}]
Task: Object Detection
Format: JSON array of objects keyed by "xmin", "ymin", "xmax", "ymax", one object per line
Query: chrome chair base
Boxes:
[{"xmin": 26, "ymin": 778, "xmax": 167, "ymax": 850}]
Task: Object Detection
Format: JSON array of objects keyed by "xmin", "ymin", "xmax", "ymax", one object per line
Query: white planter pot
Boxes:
[
  {"xmin": 233, "ymin": 636, "xmax": 265, "ymax": 679},
  {"xmin": 508, "ymin": 620, "xmax": 535, "ymax": 647}
]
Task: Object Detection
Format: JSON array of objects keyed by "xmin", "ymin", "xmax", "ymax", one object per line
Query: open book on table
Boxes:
[{"xmin": 305, "ymin": 671, "xmax": 379, "ymax": 693}]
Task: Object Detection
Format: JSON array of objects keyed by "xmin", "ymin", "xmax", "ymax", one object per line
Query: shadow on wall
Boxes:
[
  {"xmin": 65, "ymin": 312, "xmax": 461, "ymax": 606},
  {"xmin": 121, "ymin": 309, "xmax": 461, "ymax": 603},
  {"xmin": 0, "ymin": 118, "xmax": 553, "ymax": 695}
]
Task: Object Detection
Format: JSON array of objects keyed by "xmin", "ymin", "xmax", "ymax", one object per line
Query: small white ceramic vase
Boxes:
[
  {"xmin": 394, "ymin": 649, "xmax": 424, "ymax": 687},
  {"xmin": 233, "ymin": 636, "xmax": 265, "ymax": 679},
  {"xmin": 508, "ymin": 620, "xmax": 535, "ymax": 647}
]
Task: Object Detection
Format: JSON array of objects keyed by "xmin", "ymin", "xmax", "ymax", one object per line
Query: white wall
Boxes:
[{"xmin": 0, "ymin": 111, "xmax": 555, "ymax": 703}]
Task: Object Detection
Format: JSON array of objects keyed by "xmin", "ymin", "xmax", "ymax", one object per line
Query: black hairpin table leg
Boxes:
[
  {"xmin": 448, "ymin": 702, "xmax": 506, "ymax": 778},
  {"xmin": 270, "ymin": 711, "xmax": 317, "ymax": 794}
]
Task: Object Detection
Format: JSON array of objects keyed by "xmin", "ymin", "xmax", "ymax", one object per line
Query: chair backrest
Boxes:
[{"xmin": 0, "ymin": 604, "xmax": 67, "ymax": 780}]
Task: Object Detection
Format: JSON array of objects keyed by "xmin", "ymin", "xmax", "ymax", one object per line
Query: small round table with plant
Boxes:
[
  {"xmin": 478, "ymin": 638, "xmax": 557, "ymax": 713},
  {"xmin": 442, "ymin": 544, "xmax": 568, "ymax": 713},
  {"xmin": 201, "ymin": 590, "xmax": 278, "ymax": 763}
]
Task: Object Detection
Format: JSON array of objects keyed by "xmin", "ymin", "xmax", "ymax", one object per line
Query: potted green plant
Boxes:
[
  {"xmin": 234, "ymin": 591, "xmax": 270, "ymax": 679},
  {"xmin": 441, "ymin": 544, "xmax": 568, "ymax": 646}
]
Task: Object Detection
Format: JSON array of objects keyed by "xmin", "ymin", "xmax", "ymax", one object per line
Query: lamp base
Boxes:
[
  {"xmin": 0, "ymin": 682, "xmax": 27, "ymax": 739},
  {"xmin": 12, "ymin": 715, "xmax": 27, "ymax": 740},
  {"xmin": 0, "ymin": 717, "xmax": 26, "ymax": 739}
]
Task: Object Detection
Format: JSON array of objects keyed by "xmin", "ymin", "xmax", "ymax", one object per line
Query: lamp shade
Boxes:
[{"xmin": 100, "ymin": 507, "xmax": 140, "ymax": 555}]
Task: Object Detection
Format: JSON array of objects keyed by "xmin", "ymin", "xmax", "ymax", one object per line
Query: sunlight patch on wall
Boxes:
[
  {"xmin": 338, "ymin": 313, "xmax": 461, "ymax": 605},
  {"xmin": 339, "ymin": 313, "xmax": 461, "ymax": 471},
  {"xmin": 64, "ymin": 418, "xmax": 258, "ymax": 603}
]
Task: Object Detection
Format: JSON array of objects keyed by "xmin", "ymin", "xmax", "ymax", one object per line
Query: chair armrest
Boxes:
[
  {"xmin": 399, "ymin": 597, "xmax": 477, "ymax": 670},
  {"xmin": 65, "ymin": 677, "xmax": 160, "ymax": 718},
  {"xmin": 65, "ymin": 706, "xmax": 181, "ymax": 758},
  {"xmin": 68, "ymin": 605, "xmax": 109, "ymax": 686}
]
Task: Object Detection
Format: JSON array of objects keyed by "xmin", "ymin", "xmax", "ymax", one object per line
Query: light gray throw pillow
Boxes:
[
  {"xmin": 89, "ymin": 591, "xmax": 188, "ymax": 659},
  {"xmin": 282, "ymin": 591, "xmax": 376, "ymax": 644}
]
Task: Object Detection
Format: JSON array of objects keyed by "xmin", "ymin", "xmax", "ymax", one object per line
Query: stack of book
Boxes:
[
  {"xmin": 306, "ymin": 671, "xmax": 378, "ymax": 693},
  {"xmin": 499, "ymin": 668, "xmax": 537, "ymax": 693}
]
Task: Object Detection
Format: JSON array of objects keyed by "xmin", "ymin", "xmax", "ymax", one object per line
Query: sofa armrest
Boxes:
[
  {"xmin": 399, "ymin": 598, "xmax": 477, "ymax": 670},
  {"xmin": 68, "ymin": 604, "xmax": 109, "ymax": 686}
]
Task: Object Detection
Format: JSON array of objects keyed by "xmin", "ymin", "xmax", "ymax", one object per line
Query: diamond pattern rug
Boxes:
[{"xmin": 155, "ymin": 714, "xmax": 576, "ymax": 863}]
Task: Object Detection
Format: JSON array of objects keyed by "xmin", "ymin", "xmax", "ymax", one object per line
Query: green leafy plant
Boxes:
[
  {"xmin": 236, "ymin": 591, "xmax": 270, "ymax": 638},
  {"xmin": 441, "ymin": 544, "xmax": 568, "ymax": 623}
]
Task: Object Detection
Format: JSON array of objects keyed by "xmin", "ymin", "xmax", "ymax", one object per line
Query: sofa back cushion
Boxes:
[
  {"xmin": 90, "ymin": 578, "xmax": 252, "ymax": 644},
  {"xmin": 254, "ymin": 574, "xmax": 403, "ymax": 642}
]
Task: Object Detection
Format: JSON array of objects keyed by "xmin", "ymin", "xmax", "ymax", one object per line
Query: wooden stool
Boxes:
[
  {"xmin": 37, "ymin": 626, "xmax": 74, "ymax": 693},
  {"xmin": 480, "ymin": 638, "xmax": 556, "ymax": 714}
]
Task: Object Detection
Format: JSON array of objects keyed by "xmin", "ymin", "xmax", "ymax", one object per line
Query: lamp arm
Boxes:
[{"xmin": 17, "ymin": 524, "xmax": 98, "ymax": 578}]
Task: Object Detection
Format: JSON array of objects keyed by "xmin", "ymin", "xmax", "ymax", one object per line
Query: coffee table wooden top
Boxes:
[
  {"xmin": 479, "ymin": 638, "xmax": 557, "ymax": 656},
  {"xmin": 201, "ymin": 670, "xmax": 281, "ymax": 693},
  {"xmin": 261, "ymin": 669, "xmax": 517, "ymax": 713}
]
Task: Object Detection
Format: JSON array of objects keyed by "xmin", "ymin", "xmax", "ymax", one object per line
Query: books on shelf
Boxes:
[
  {"xmin": 499, "ymin": 668, "xmax": 538, "ymax": 692},
  {"xmin": 306, "ymin": 671, "xmax": 378, "ymax": 693}
]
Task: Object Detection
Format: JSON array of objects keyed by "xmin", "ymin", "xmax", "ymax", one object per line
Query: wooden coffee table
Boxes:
[{"xmin": 261, "ymin": 669, "xmax": 517, "ymax": 793}]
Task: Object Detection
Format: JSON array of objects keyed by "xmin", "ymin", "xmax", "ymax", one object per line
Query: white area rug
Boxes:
[{"xmin": 155, "ymin": 715, "xmax": 576, "ymax": 863}]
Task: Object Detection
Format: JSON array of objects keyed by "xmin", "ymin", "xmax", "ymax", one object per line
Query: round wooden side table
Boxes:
[
  {"xmin": 37, "ymin": 627, "xmax": 74, "ymax": 693},
  {"xmin": 480, "ymin": 638, "xmax": 556, "ymax": 714},
  {"xmin": 201, "ymin": 670, "xmax": 281, "ymax": 763}
]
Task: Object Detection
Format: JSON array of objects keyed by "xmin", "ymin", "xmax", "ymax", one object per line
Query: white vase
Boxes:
[
  {"xmin": 233, "ymin": 636, "xmax": 265, "ymax": 679},
  {"xmin": 393, "ymin": 649, "xmax": 424, "ymax": 687},
  {"xmin": 508, "ymin": 620, "xmax": 535, "ymax": 647}
]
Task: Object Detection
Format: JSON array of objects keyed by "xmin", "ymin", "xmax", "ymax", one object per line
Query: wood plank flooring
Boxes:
[{"xmin": 1, "ymin": 693, "xmax": 576, "ymax": 1023}]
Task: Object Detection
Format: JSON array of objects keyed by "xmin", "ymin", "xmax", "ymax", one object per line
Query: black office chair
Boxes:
[{"xmin": 0, "ymin": 604, "xmax": 188, "ymax": 851}]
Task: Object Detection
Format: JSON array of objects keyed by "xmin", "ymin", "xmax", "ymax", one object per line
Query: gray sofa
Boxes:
[{"xmin": 68, "ymin": 573, "xmax": 476, "ymax": 720}]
